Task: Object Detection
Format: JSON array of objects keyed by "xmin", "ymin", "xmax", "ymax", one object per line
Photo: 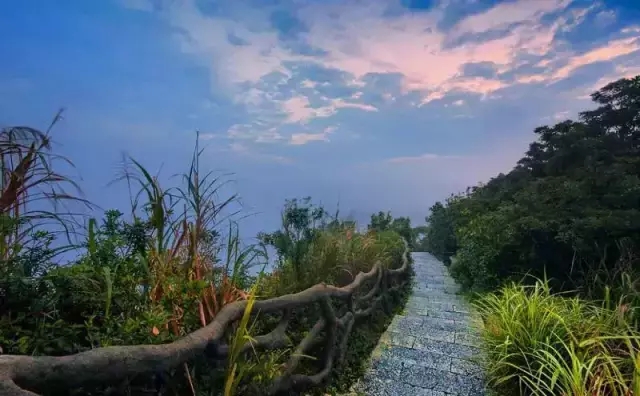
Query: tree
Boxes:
[
  {"xmin": 258, "ymin": 197, "xmax": 326, "ymax": 280},
  {"xmin": 423, "ymin": 75, "xmax": 640, "ymax": 293}
]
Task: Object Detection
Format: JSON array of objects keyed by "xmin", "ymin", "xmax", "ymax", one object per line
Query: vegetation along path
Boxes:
[{"xmin": 355, "ymin": 252, "xmax": 486, "ymax": 395}]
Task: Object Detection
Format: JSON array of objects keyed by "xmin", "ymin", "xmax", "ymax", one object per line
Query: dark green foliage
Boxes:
[
  {"xmin": 418, "ymin": 75, "xmax": 640, "ymax": 396},
  {"xmin": 369, "ymin": 211, "xmax": 415, "ymax": 249},
  {"xmin": 422, "ymin": 75, "xmax": 640, "ymax": 296},
  {"xmin": 0, "ymin": 210, "xmax": 156, "ymax": 357}
]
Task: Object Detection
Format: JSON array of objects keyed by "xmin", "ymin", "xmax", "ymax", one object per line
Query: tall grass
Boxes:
[
  {"xmin": 0, "ymin": 111, "xmax": 91, "ymax": 265},
  {"xmin": 223, "ymin": 274, "xmax": 263, "ymax": 396},
  {"xmin": 475, "ymin": 279, "xmax": 640, "ymax": 395},
  {"xmin": 106, "ymin": 135, "xmax": 265, "ymax": 394}
]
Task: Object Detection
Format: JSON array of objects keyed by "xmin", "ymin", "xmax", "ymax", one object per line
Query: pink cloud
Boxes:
[
  {"xmin": 290, "ymin": 0, "xmax": 640, "ymax": 105},
  {"xmin": 295, "ymin": 0, "xmax": 573, "ymax": 100}
]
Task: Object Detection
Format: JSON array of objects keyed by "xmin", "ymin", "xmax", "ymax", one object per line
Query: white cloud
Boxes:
[
  {"xmin": 259, "ymin": 95, "xmax": 377, "ymax": 125},
  {"xmin": 289, "ymin": 132, "xmax": 328, "ymax": 145},
  {"xmin": 226, "ymin": 123, "xmax": 285, "ymax": 143},
  {"xmin": 301, "ymin": 79, "xmax": 317, "ymax": 88},
  {"xmin": 289, "ymin": 126, "xmax": 336, "ymax": 145},
  {"xmin": 127, "ymin": 0, "xmax": 640, "ymax": 146},
  {"xmin": 453, "ymin": 0, "xmax": 571, "ymax": 35},
  {"xmin": 198, "ymin": 132, "xmax": 223, "ymax": 140}
]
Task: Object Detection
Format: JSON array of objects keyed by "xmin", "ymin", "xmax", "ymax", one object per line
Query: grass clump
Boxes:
[{"xmin": 476, "ymin": 278, "xmax": 640, "ymax": 396}]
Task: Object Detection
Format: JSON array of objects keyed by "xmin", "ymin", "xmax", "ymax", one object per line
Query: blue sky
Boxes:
[{"xmin": 1, "ymin": 0, "xmax": 640, "ymax": 245}]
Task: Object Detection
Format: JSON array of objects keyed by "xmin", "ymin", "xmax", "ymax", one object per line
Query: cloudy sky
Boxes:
[{"xmin": 1, "ymin": 0, "xmax": 640, "ymax": 243}]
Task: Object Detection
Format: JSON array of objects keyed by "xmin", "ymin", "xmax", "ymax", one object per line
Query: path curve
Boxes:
[{"xmin": 355, "ymin": 252, "xmax": 487, "ymax": 396}]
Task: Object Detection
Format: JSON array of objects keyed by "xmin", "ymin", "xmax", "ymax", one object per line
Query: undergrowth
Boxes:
[{"xmin": 0, "ymin": 122, "xmax": 412, "ymax": 395}]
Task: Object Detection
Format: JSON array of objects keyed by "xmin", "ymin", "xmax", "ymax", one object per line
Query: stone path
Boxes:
[{"xmin": 354, "ymin": 252, "xmax": 486, "ymax": 396}]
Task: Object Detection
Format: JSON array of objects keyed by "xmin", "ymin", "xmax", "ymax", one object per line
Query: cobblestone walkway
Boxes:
[{"xmin": 354, "ymin": 252, "xmax": 486, "ymax": 396}]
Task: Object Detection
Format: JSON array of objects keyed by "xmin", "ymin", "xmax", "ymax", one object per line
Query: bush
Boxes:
[
  {"xmin": 254, "ymin": 214, "xmax": 412, "ymax": 395},
  {"xmin": 259, "ymin": 199, "xmax": 407, "ymax": 296},
  {"xmin": 475, "ymin": 279, "xmax": 640, "ymax": 395}
]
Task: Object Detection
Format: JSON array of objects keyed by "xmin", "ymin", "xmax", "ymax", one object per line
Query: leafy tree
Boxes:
[
  {"xmin": 423, "ymin": 200, "xmax": 458, "ymax": 263},
  {"xmin": 369, "ymin": 211, "xmax": 393, "ymax": 231}
]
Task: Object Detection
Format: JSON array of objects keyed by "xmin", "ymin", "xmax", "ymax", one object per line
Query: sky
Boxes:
[{"xmin": 1, "ymin": 0, "xmax": 640, "ymax": 247}]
